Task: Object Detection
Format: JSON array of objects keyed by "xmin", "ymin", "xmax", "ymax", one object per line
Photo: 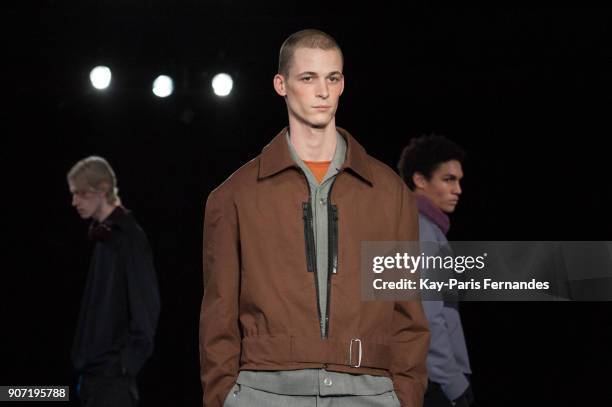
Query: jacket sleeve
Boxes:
[
  {"xmin": 390, "ymin": 182, "xmax": 430, "ymax": 407},
  {"xmin": 199, "ymin": 189, "xmax": 241, "ymax": 407},
  {"xmin": 120, "ymin": 231, "xmax": 161, "ymax": 376},
  {"xmin": 421, "ymin": 301, "xmax": 469, "ymax": 401},
  {"xmin": 419, "ymin": 217, "xmax": 469, "ymax": 401}
]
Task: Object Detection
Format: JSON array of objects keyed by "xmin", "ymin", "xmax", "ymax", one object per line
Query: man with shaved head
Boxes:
[{"xmin": 200, "ymin": 29, "xmax": 429, "ymax": 407}]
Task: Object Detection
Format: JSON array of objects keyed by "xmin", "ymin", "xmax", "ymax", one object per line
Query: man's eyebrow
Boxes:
[{"xmin": 297, "ymin": 71, "xmax": 343, "ymax": 76}]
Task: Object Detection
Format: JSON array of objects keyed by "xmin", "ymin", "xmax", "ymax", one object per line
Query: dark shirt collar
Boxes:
[{"xmin": 88, "ymin": 206, "xmax": 128, "ymax": 241}]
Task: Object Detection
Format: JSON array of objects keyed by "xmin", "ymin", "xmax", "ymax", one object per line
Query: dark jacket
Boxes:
[
  {"xmin": 200, "ymin": 128, "xmax": 429, "ymax": 407},
  {"xmin": 71, "ymin": 207, "xmax": 160, "ymax": 377}
]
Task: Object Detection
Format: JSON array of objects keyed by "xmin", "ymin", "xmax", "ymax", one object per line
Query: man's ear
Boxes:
[
  {"xmin": 273, "ymin": 74, "xmax": 287, "ymax": 96},
  {"xmin": 412, "ymin": 172, "xmax": 428, "ymax": 189},
  {"xmin": 96, "ymin": 182, "xmax": 110, "ymax": 196}
]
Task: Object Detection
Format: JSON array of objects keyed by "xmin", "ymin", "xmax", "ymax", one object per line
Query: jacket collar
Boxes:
[
  {"xmin": 258, "ymin": 127, "xmax": 373, "ymax": 185},
  {"xmin": 88, "ymin": 206, "xmax": 129, "ymax": 241}
]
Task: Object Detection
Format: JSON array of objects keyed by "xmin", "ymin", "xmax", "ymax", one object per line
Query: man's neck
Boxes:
[
  {"xmin": 288, "ymin": 119, "xmax": 338, "ymax": 162},
  {"xmin": 94, "ymin": 203, "xmax": 119, "ymax": 223}
]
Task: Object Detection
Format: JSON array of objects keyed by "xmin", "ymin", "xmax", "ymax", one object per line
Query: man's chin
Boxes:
[
  {"xmin": 310, "ymin": 123, "xmax": 327, "ymax": 129},
  {"xmin": 444, "ymin": 205, "xmax": 457, "ymax": 214},
  {"xmin": 309, "ymin": 118, "xmax": 333, "ymax": 129}
]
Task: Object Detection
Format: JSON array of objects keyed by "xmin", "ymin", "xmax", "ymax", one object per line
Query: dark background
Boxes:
[{"xmin": 3, "ymin": 2, "xmax": 612, "ymax": 406}]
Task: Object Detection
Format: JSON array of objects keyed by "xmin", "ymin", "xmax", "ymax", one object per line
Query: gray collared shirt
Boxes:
[{"xmin": 287, "ymin": 129, "xmax": 346, "ymax": 336}]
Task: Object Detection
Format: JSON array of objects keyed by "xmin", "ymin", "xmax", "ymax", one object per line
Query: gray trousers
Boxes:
[{"xmin": 223, "ymin": 383, "xmax": 401, "ymax": 407}]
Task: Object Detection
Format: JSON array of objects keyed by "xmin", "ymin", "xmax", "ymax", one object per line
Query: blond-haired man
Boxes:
[{"xmin": 68, "ymin": 156, "xmax": 160, "ymax": 407}]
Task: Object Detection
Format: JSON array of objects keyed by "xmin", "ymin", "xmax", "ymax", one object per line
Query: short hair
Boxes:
[
  {"xmin": 278, "ymin": 29, "xmax": 343, "ymax": 77},
  {"xmin": 67, "ymin": 156, "xmax": 119, "ymax": 204},
  {"xmin": 397, "ymin": 135, "xmax": 466, "ymax": 191}
]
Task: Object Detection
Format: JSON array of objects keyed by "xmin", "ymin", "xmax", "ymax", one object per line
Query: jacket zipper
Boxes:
[
  {"xmin": 300, "ymin": 168, "xmax": 341, "ymax": 340},
  {"xmin": 302, "ymin": 201, "xmax": 316, "ymax": 274},
  {"xmin": 324, "ymin": 178, "xmax": 339, "ymax": 339},
  {"xmin": 299, "ymin": 170, "xmax": 324, "ymax": 338}
]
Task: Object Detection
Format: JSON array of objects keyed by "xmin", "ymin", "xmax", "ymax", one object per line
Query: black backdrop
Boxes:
[{"xmin": 3, "ymin": 3, "xmax": 612, "ymax": 406}]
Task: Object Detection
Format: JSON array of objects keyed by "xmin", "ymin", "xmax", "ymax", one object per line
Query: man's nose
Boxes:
[
  {"xmin": 315, "ymin": 79, "xmax": 329, "ymax": 99},
  {"xmin": 454, "ymin": 183, "xmax": 462, "ymax": 195},
  {"xmin": 72, "ymin": 195, "xmax": 79, "ymax": 206}
]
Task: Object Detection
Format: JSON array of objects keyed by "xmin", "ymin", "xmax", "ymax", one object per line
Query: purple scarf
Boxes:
[{"xmin": 416, "ymin": 195, "xmax": 450, "ymax": 235}]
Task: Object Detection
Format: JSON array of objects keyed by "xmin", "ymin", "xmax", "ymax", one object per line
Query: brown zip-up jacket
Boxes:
[{"xmin": 200, "ymin": 127, "xmax": 430, "ymax": 407}]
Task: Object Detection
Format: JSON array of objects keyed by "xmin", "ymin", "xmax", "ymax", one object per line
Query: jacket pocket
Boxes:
[{"xmin": 222, "ymin": 383, "xmax": 241, "ymax": 407}]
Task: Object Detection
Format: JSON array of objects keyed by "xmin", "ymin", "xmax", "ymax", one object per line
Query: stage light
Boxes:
[
  {"xmin": 153, "ymin": 75, "xmax": 174, "ymax": 98},
  {"xmin": 90, "ymin": 66, "xmax": 112, "ymax": 90},
  {"xmin": 212, "ymin": 73, "xmax": 233, "ymax": 97}
]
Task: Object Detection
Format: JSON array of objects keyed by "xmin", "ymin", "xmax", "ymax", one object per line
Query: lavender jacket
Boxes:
[{"xmin": 418, "ymin": 196, "xmax": 472, "ymax": 401}]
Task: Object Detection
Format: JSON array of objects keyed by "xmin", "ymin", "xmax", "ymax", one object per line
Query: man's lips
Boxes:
[{"xmin": 313, "ymin": 105, "xmax": 331, "ymax": 109}]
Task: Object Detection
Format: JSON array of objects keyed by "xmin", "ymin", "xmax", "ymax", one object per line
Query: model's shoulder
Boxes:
[
  {"xmin": 206, "ymin": 155, "xmax": 261, "ymax": 205},
  {"xmin": 118, "ymin": 213, "xmax": 148, "ymax": 239},
  {"xmin": 365, "ymin": 155, "xmax": 405, "ymax": 191},
  {"xmin": 110, "ymin": 214, "xmax": 152, "ymax": 252},
  {"xmin": 418, "ymin": 213, "xmax": 446, "ymax": 242},
  {"xmin": 340, "ymin": 127, "xmax": 403, "ymax": 189}
]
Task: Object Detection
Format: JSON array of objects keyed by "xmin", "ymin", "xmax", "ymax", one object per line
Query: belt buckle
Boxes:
[{"xmin": 349, "ymin": 338, "xmax": 362, "ymax": 368}]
